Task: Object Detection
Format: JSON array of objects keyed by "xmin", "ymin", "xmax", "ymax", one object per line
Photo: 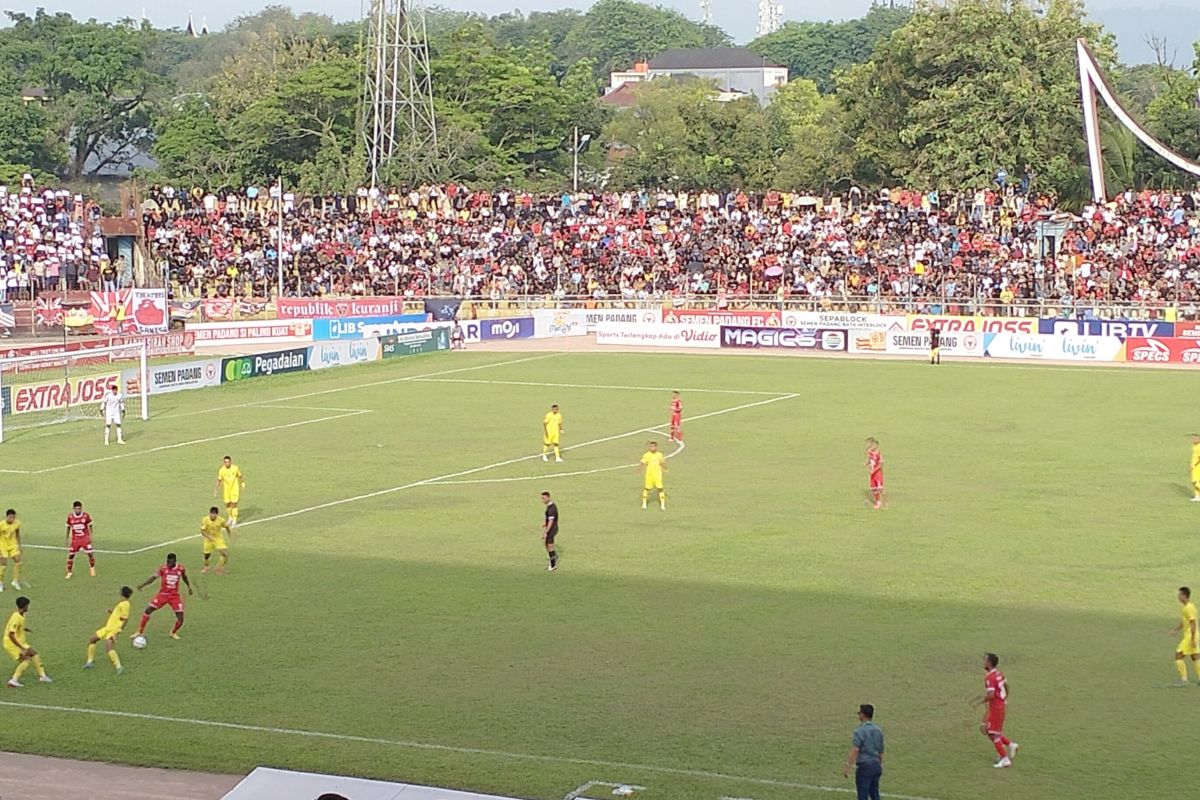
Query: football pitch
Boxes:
[{"xmin": 0, "ymin": 349, "xmax": 1191, "ymax": 800}]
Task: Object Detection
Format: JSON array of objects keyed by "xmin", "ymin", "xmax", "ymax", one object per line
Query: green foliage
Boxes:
[
  {"xmin": 748, "ymin": 4, "xmax": 911, "ymax": 93},
  {"xmin": 562, "ymin": 0, "xmax": 730, "ymax": 78}
]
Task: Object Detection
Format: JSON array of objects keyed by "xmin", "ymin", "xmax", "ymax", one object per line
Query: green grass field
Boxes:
[{"xmin": 0, "ymin": 349, "xmax": 1193, "ymax": 800}]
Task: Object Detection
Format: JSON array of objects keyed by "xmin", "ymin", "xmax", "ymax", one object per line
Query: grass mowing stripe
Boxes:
[
  {"xmin": 0, "ymin": 700, "xmax": 943, "ymax": 800},
  {"xmin": 411, "ymin": 378, "xmax": 791, "ymax": 396}
]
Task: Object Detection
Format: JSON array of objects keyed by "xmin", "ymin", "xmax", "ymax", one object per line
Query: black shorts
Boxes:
[{"xmin": 544, "ymin": 528, "xmax": 558, "ymax": 544}]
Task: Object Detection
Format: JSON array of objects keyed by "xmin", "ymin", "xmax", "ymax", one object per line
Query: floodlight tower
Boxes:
[
  {"xmin": 362, "ymin": 0, "xmax": 438, "ymax": 187},
  {"xmin": 699, "ymin": 0, "xmax": 712, "ymax": 25},
  {"xmin": 756, "ymin": 0, "xmax": 783, "ymax": 36}
]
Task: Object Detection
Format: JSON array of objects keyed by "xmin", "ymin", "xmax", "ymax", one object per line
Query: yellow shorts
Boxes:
[
  {"xmin": 222, "ymin": 489, "xmax": 240, "ymax": 505},
  {"xmin": 4, "ymin": 640, "xmax": 25, "ymax": 661},
  {"xmin": 0, "ymin": 541, "xmax": 19, "ymax": 559},
  {"xmin": 202, "ymin": 537, "xmax": 228, "ymax": 555},
  {"xmin": 644, "ymin": 475, "xmax": 664, "ymax": 491},
  {"xmin": 95, "ymin": 625, "xmax": 121, "ymax": 642},
  {"xmin": 544, "ymin": 435, "xmax": 560, "ymax": 446},
  {"xmin": 1179, "ymin": 637, "xmax": 1200, "ymax": 656}
]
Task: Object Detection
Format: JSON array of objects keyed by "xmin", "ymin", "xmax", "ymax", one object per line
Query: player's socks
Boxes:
[
  {"xmin": 170, "ymin": 619, "xmax": 183, "ymax": 636},
  {"xmin": 30, "ymin": 655, "xmax": 45, "ymax": 678},
  {"xmin": 548, "ymin": 550, "xmax": 557, "ymax": 569},
  {"xmin": 11, "ymin": 563, "xmax": 18, "ymax": 583},
  {"xmin": 554, "ymin": 446, "xmax": 562, "ymax": 462},
  {"xmin": 1178, "ymin": 660, "xmax": 1190, "ymax": 681},
  {"xmin": 108, "ymin": 651, "xmax": 121, "ymax": 671},
  {"xmin": 992, "ymin": 738, "xmax": 1007, "ymax": 758},
  {"xmin": 136, "ymin": 614, "xmax": 150, "ymax": 635},
  {"xmin": 230, "ymin": 508, "xmax": 239, "ymax": 524},
  {"xmin": 0, "ymin": 564, "xmax": 5, "ymax": 583},
  {"xmin": 86, "ymin": 644, "xmax": 96, "ymax": 663},
  {"xmin": 13, "ymin": 660, "xmax": 30, "ymax": 680}
]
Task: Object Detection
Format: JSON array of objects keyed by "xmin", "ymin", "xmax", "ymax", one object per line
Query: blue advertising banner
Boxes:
[
  {"xmin": 1037, "ymin": 318, "xmax": 1175, "ymax": 337},
  {"xmin": 221, "ymin": 348, "xmax": 309, "ymax": 383},
  {"xmin": 312, "ymin": 314, "xmax": 429, "ymax": 341},
  {"xmin": 480, "ymin": 317, "xmax": 535, "ymax": 341},
  {"xmin": 720, "ymin": 326, "xmax": 848, "ymax": 351}
]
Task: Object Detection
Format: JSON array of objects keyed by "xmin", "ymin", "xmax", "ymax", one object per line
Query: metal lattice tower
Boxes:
[
  {"xmin": 756, "ymin": 0, "xmax": 783, "ymax": 36},
  {"xmin": 699, "ymin": 0, "xmax": 712, "ymax": 25},
  {"xmin": 362, "ymin": 0, "xmax": 438, "ymax": 187}
]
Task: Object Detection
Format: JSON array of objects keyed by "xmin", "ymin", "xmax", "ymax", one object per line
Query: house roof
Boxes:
[
  {"xmin": 600, "ymin": 83, "xmax": 640, "ymax": 109},
  {"xmin": 648, "ymin": 48, "xmax": 782, "ymax": 71},
  {"xmin": 19, "ymin": 87, "xmax": 47, "ymax": 98}
]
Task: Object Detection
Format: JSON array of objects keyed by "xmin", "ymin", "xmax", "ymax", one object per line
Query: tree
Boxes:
[
  {"xmin": 836, "ymin": 0, "xmax": 1117, "ymax": 195},
  {"xmin": 0, "ymin": 11, "xmax": 166, "ymax": 180},
  {"xmin": 749, "ymin": 5, "xmax": 911, "ymax": 93}
]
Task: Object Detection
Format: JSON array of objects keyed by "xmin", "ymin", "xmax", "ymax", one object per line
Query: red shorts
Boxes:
[
  {"xmin": 870, "ymin": 472, "xmax": 884, "ymax": 490},
  {"xmin": 670, "ymin": 414, "xmax": 681, "ymax": 426},
  {"xmin": 149, "ymin": 592, "xmax": 184, "ymax": 613},
  {"xmin": 68, "ymin": 539, "xmax": 93, "ymax": 555},
  {"xmin": 986, "ymin": 705, "xmax": 1006, "ymax": 735}
]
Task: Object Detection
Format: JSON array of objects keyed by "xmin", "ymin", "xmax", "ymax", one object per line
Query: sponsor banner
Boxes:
[
  {"xmin": 1038, "ymin": 318, "xmax": 1175, "ymax": 337},
  {"xmin": 7, "ymin": 372, "xmax": 119, "ymax": 416},
  {"xmin": 1125, "ymin": 337, "xmax": 1200, "ymax": 365},
  {"xmin": 277, "ymin": 296, "xmax": 415, "ymax": 320},
  {"xmin": 719, "ymin": 326, "xmax": 848, "ymax": 351},
  {"xmin": 307, "ymin": 340, "xmax": 382, "ymax": 371},
  {"xmin": 221, "ymin": 348, "xmax": 310, "ymax": 383},
  {"xmin": 312, "ymin": 314, "xmax": 430, "ymax": 341},
  {"xmin": 595, "ymin": 322, "xmax": 720, "ymax": 349},
  {"xmin": 848, "ymin": 329, "xmax": 889, "ymax": 354},
  {"xmin": 583, "ymin": 309, "xmax": 660, "ymax": 331},
  {"xmin": 476, "ymin": 316, "xmax": 535, "ymax": 340},
  {"xmin": 533, "ymin": 309, "xmax": 588, "ymax": 338},
  {"xmin": 983, "ymin": 333, "xmax": 1126, "ymax": 361},
  {"xmin": 908, "ymin": 315, "xmax": 1037, "ymax": 334},
  {"xmin": 121, "ymin": 358, "xmax": 222, "ymax": 397},
  {"xmin": 663, "ymin": 308, "xmax": 782, "ymax": 326},
  {"xmin": 380, "ymin": 328, "xmax": 451, "ymax": 358},
  {"xmin": 886, "ymin": 329, "xmax": 985, "ymax": 357},
  {"xmin": 124, "ymin": 331, "xmax": 196, "ymax": 358},
  {"xmin": 783, "ymin": 311, "xmax": 901, "ymax": 331},
  {"xmin": 455, "ymin": 321, "xmax": 484, "ymax": 344},
  {"xmin": 424, "ymin": 298, "xmax": 462, "ymax": 322},
  {"xmin": 189, "ymin": 319, "xmax": 314, "ymax": 346},
  {"xmin": 1170, "ymin": 321, "xmax": 1200, "ymax": 339}
]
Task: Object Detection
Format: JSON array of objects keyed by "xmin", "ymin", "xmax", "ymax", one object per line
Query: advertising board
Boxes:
[
  {"xmin": 277, "ymin": 296, "xmax": 414, "ymax": 320},
  {"xmin": 885, "ymin": 329, "xmax": 985, "ymax": 357},
  {"xmin": 783, "ymin": 311, "xmax": 900, "ymax": 331},
  {"xmin": 719, "ymin": 326, "xmax": 847, "ymax": 351},
  {"xmin": 307, "ymin": 340, "xmax": 382, "ymax": 371},
  {"xmin": 7, "ymin": 372, "xmax": 120, "ymax": 416},
  {"xmin": 1171, "ymin": 321, "xmax": 1200, "ymax": 339},
  {"xmin": 478, "ymin": 317, "xmax": 535, "ymax": 340},
  {"xmin": 125, "ymin": 331, "xmax": 196, "ymax": 357},
  {"xmin": 221, "ymin": 348, "xmax": 310, "ymax": 383},
  {"xmin": 380, "ymin": 328, "xmax": 450, "ymax": 358},
  {"xmin": 312, "ymin": 315, "xmax": 430, "ymax": 341},
  {"xmin": 583, "ymin": 309, "xmax": 661, "ymax": 331},
  {"xmin": 663, "ymin": 309, "xmax": 782, "ymax": 326},
  {"xmin": 122, "ymin": 359, "xmax": 222, "ymax": 396},
  {"xmin": 1037, "ymin": 318, "xmax": 1175, "ymax": 337},
  {"xmin": 594, "ymin": 322, "xmax": 720, "ymax": 349},
  {"xmin": 532, "ymin": 309, "xmax": 588, "ymax": 338},
  {"xmin": 1125, "ymin": 337, "xmax": 1200, "ymax": 365},
  {"xmin": 908, "ymin": 315, "xmax": 1037, "ymax": 334},
  {"xmin": 190, "ymin": 320, "xmax": 314, "ymax": 346},
  {"xmin": 983, "ymin": 334, "xmax": 1126, "ymax": 361}
]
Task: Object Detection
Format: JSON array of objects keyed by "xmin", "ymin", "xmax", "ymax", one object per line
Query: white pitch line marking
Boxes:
[
  {"xmin": 256, "ymin": 404, "xmax": 371, "ymax": 413},
  {"xmin": 412, "ymin": 378, "xmax": 791, "ymax": 397},
  {"xmin": 25, "ymin": 410, "xmax": 371, "ymax": 476},
  {"xmin": 0, "ymin": 700, "xmax": 942, "ymax": 800},
  {"xmin": 565, "ymin": 781, "xmax": 647, "ymax": 800},
  {"xmin": 96, "ymin": 393, "xmax": 796, "ymax": 555}
]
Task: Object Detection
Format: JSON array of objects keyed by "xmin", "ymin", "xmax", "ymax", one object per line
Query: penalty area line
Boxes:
[
  {"xmin": 411, "ymin": 377, "xmax": 793, "ymax": 397},
  {"xmin": 0, "ymin": 700, "xmax": 942, "ymax": 800}
]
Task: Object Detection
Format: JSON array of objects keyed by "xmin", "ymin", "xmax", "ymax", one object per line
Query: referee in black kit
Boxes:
[
  {"xmin": 540, "ymin": 491, "xmax": 559, "ymax": 571},
  {"xmin": 929, "ymin": 326, "xmax": 941, "ymax": 365}
]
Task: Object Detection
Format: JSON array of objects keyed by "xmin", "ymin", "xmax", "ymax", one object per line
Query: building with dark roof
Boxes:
[{"xmin": 643, "ymin": 47, "xmax": 788, "ymax": 105}]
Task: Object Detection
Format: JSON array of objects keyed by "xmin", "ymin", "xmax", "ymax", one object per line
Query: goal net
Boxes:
[{"xmin": 0, "ymin": 342, "xmax": 149, "ymax": 442}]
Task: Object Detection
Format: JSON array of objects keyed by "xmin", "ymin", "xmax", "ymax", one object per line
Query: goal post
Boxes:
[{"xmin": 0, "ymin": 341, "xmax": 149, "ymax": 442}]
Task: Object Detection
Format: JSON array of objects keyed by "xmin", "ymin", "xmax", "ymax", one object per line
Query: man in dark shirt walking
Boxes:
[
  {"xmin": 929, "ymin": 326, "xmax": 941, "ymax": 365},
  {"xmin": 540, "ymin": 491, "xmax": 559, "ymax": 571},
  {"xmin": 843, "ymin": 703, "xmax": 884, "ymax": 800}
]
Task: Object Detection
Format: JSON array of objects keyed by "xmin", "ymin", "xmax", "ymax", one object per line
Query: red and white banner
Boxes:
[
  {"xmin": 90, "ymin": 290, "xmax": 168, "ymax": 335},
  {"xmin": 1174, "ymin": 321, "xmax": 1200, "ymax": 339},
  {"xmin": 1125, "ymin": 337, "xmax": 1200, "ymax": 365},
  {"xmin": 35, "ymin": 296, "xmax": 64, "ymax": 328},
  {"xmin": 907, "ymin": 314, "xmax": 1037, "ymax": 334},
  {"xmin": 188, "ymin": 319, "xmax": 314, "ymax": 346},
  {"xmin": 123, "ymin": 331, "xmax": 195, "ymax": 357},
  {"xmin": 595, "ymin": 322, "xmax": 720, "ymax": 349},
  {"xmin": 661, "ymin": 308, "xmax": 781, "ymax": 326},
  {"xmin": 10, "ymin": 373, "xmax": 119, "ymax": 415},
  {"xmin": 277, "ymin": 297, "xmax": 414, "ymax": 320}
]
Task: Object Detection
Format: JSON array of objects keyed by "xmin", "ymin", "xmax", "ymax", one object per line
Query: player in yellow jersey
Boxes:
[
  {"xmin": 1190, "ymin": 435, "xmax": 1200, "ymax": 502},
  {"xmin": 1173, "ymin": 586, "xmax": 1200, "ymax": 684},
  {"xmin": 200, "ymin": 506, "xmax": 232, "ymax": 575},
  {"xmin": 542, "ymin": 404, "xmax": 564, "ymax": 463},
  {"xmin": 639, "ymin": 440, "xmax": 667, "ymax": 510},
  {"xmin": 213, "ymin": 455, "xmax": 245, "ymax": 525},
  {"xmin": 5, "ymin": 596, "xmax": 50, "ymax": 688},
  {"xmin": 84, "ymin": 586, "xmax": 132, "ymax": 674},
  {"xmin": 0, "ymin": 508, "xmax": 23, "ymax": 591}
]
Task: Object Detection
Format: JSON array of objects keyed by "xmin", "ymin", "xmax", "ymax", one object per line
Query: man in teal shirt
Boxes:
[{"xmin": 843, "ymin": 703, "xmax": 884, "ymax": 800}]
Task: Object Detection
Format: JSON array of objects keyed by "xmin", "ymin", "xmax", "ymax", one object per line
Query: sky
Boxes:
[{"xmin": 4, "ymin": 0, "xmax": 1199, "ymax": 65}]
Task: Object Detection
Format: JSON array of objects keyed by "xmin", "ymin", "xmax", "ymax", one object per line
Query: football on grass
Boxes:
[{"xmin": 132, "ymin": 635, "xmax": 147, "ymax": 649}]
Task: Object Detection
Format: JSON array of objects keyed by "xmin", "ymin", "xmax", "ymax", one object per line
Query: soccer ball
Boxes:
[{"xmin": 132, "ymin": 635, "xmax": 147, "ymax": 650}]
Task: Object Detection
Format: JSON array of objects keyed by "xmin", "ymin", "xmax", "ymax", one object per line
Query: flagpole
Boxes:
[{"xmin": 277, "ymin": 174, "xmax": 284, "ymax": 299}]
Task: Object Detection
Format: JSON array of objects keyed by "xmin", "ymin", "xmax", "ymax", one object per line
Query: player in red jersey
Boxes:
[
  {"xmin": 976, "ymin": 652, "xmax": 1018, "ymax": 768},
  {"xmin": 669, "ymin": 391, "xmax": 683, "ymax": 442},
  {"xmin": 133, "ymin": 553, "xmax": 193, "ymax": 640},
  {"xmin": 865, "ymin": 438, "xmax": 885, "ymax": 509},
  {"xmin": 64, "ymin": 500, "xmax": 96, "ymax": 579}
]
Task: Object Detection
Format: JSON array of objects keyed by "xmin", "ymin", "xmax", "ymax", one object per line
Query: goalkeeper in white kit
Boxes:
[{"xmin": 101, "ymin": 384, "xmax": 125, "ymax": 445}]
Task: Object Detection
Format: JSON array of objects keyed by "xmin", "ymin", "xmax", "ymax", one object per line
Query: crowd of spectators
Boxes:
[{"xmin": 8, "ymin": 177, "xmax": 1200, "ymax": 311}]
